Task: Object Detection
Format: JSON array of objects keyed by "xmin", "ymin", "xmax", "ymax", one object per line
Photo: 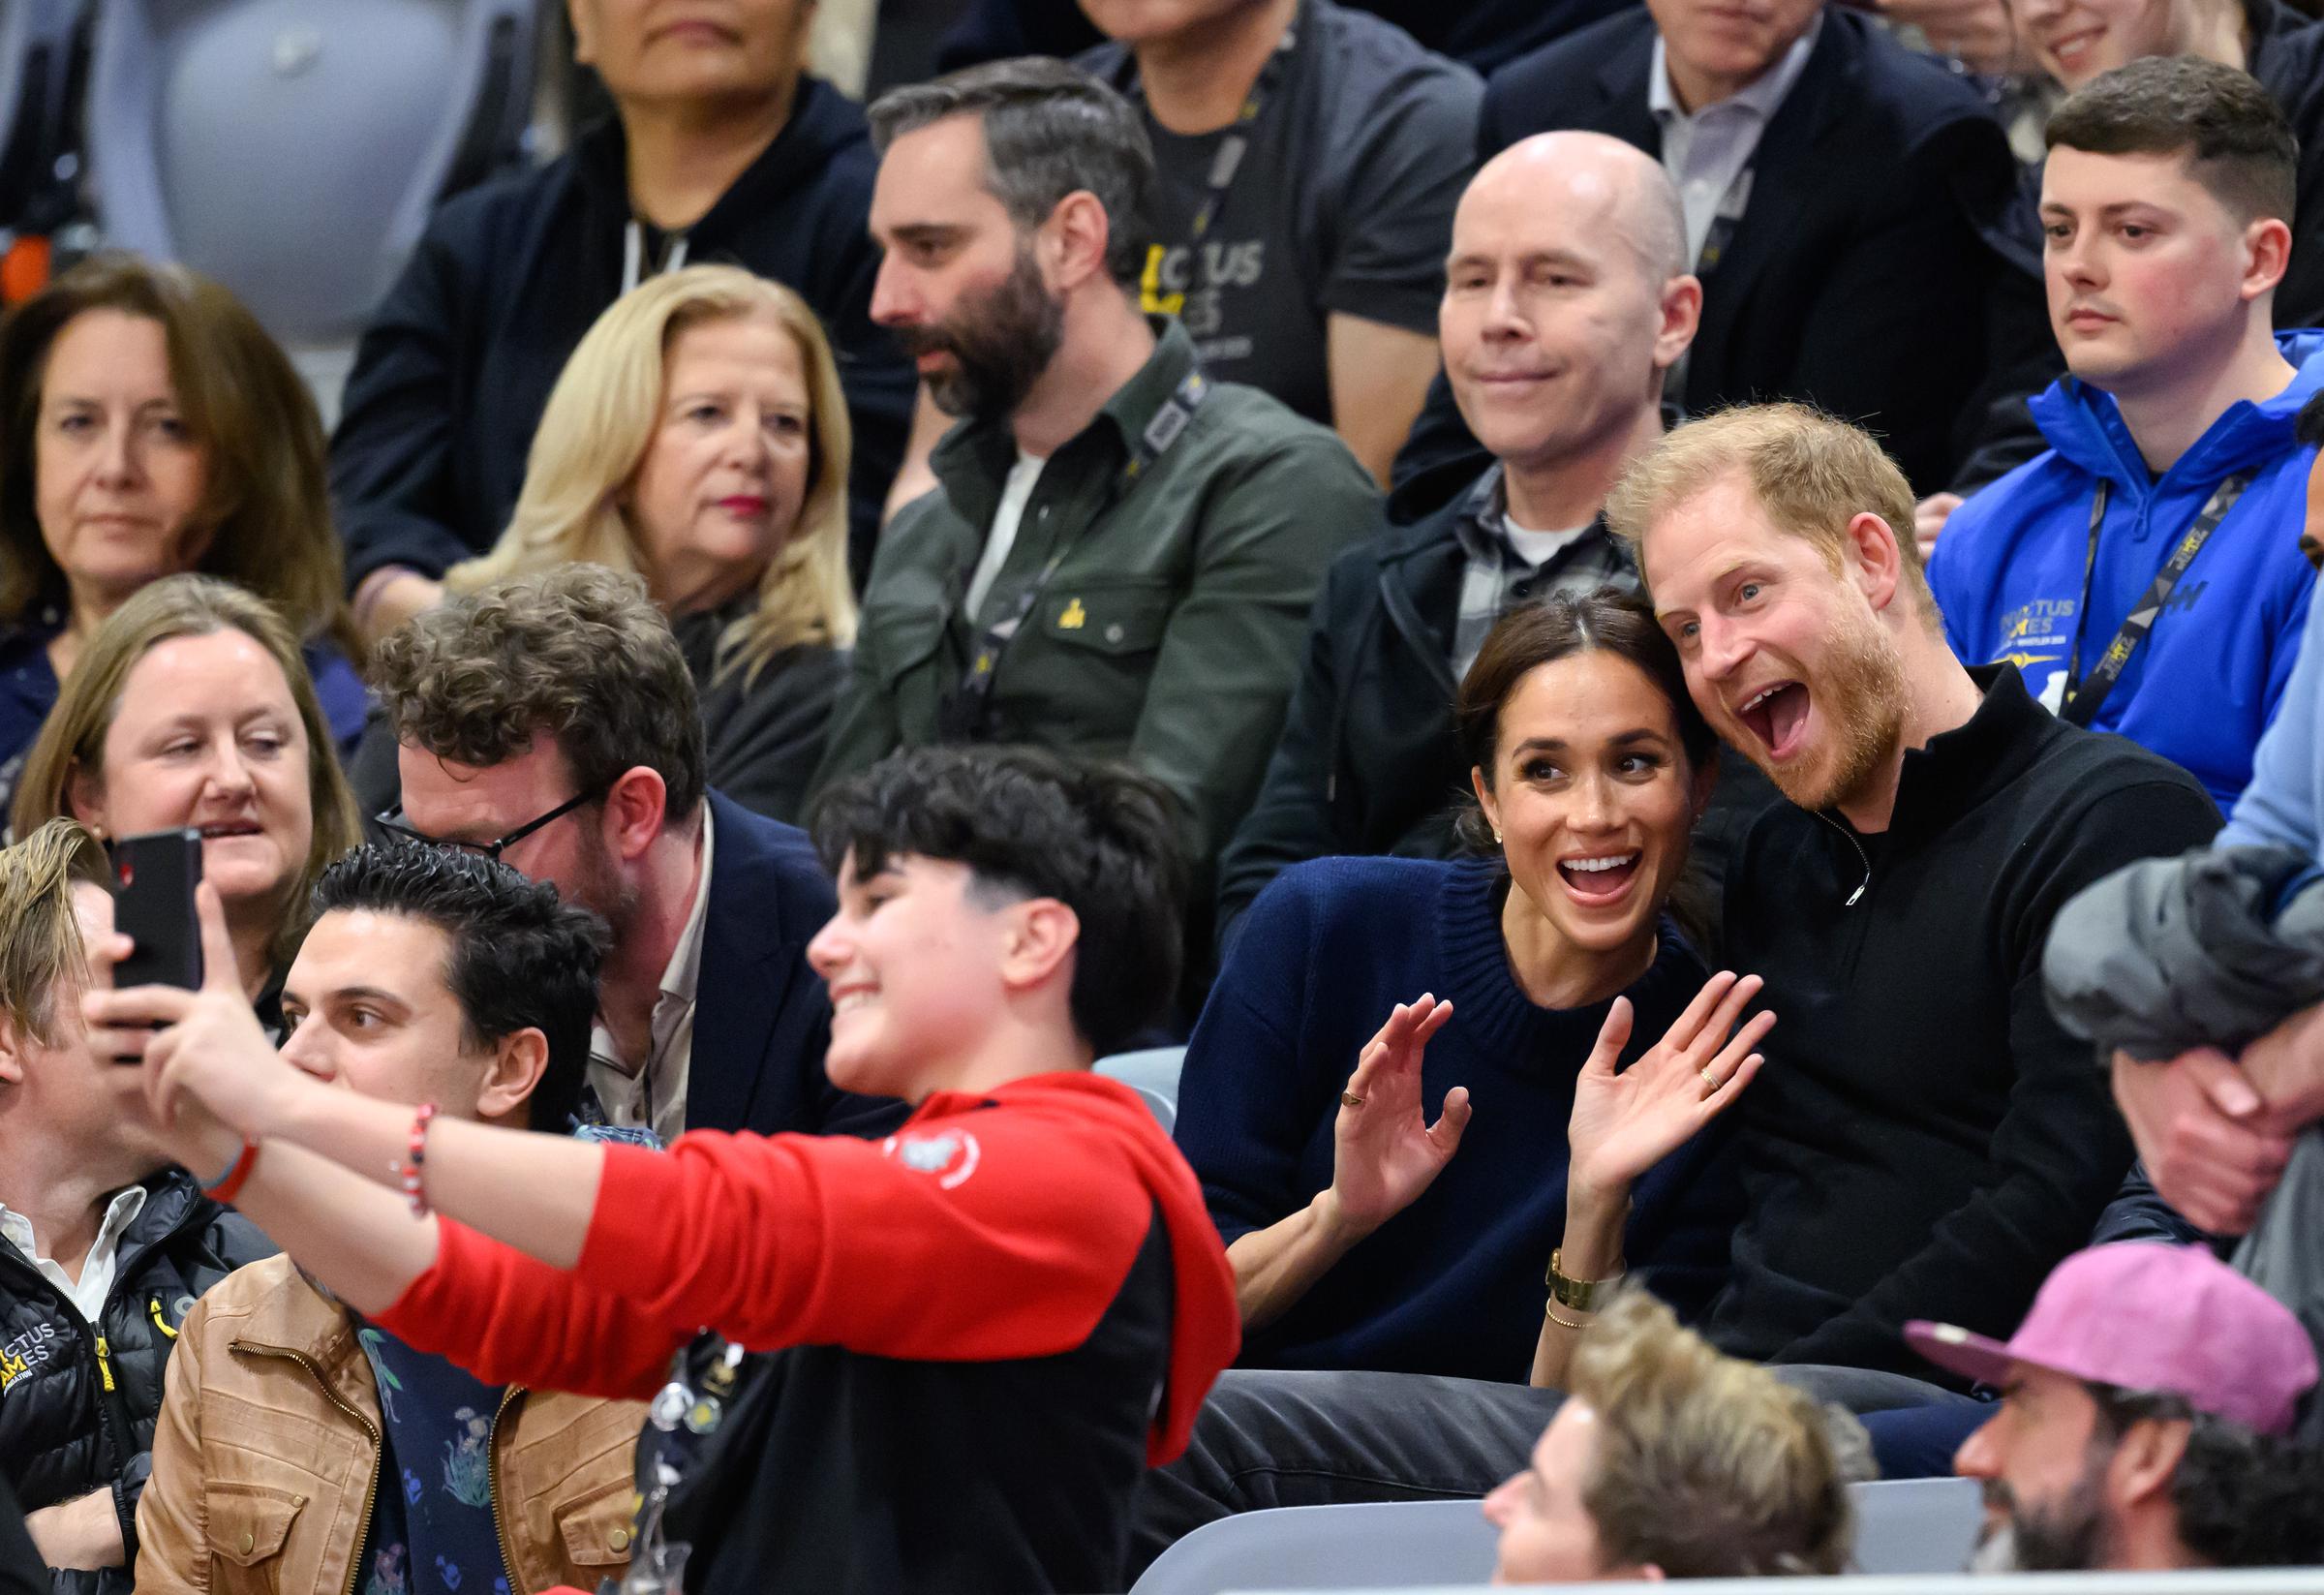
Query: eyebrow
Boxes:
[
  {"xmin": 2038, "ymin": 199, "xmax": 2178, "ymax": 222},
  {"xmin": 1510, "ymin": 729, "xmax": 1671, "ymax": 755},
  {"xmin": 1445, "ymin": 247, "xmax": 1595, "ymax": 275},
  {"xmin": 881, "ymin": 222, "xmax": 967, "ymax": 249},
  {"xmin": 285, "ymin": 985, "xmax": 412, "ymax": 1012}
]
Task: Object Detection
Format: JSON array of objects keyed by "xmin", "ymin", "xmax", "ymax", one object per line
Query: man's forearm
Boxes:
[{"xmin": 2239, "ymin": 1002, "xmax": 2324, "ymax": 1130}]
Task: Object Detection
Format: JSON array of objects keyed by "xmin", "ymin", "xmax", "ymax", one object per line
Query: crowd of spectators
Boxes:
[{"xmin": 2, "ymin": 0, "xmax": 2324, "ymax": 1590}]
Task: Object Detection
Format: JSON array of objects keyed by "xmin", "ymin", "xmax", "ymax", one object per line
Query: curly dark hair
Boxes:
[
  {"xmin": 311, "ymin": 844, "xmax": 609, "ymax": 1133},
  {"xmin": 372, "ymin": 565, "xmax": 707, "ymax": 825},
  {"xmin": 2090, "ymin": 1385, "xmax": 2324, "ymax": 1569},
  {"xmin": 808, "ymin": 746, "xmax": 1185, "ymax": 1056}
]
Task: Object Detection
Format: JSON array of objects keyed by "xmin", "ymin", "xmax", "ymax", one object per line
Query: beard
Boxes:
[
  {"xmin": 1972, "ymin": 1472, "xmax": 2110, "ymax": 1574},
  {"xmin": 566, "ymin": 824, "xmax": 643, "ymax": 950},
  {"xmin": 1760, "ymin": 609, "xmax": 1910, "ymax": 813},
  {"xmin": 894, "ymin": 244, "xmax": 1066, "ymax": 421}
]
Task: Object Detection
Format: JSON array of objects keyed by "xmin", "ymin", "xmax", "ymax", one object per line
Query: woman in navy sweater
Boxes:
[{"xmin": 1177, "ymin": 590, "xmax": 1773, "ymax": 1382}]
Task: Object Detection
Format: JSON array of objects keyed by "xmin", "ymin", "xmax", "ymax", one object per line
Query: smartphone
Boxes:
[{"xmin": 109, "ymin": 829, "xmax": 203, "ymax": 992}]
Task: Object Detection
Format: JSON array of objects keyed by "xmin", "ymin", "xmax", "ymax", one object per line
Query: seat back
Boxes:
[
  {"xmin": 0, "ymin": 0, "xmax": 85, "ymax": 231},
  {"xmin": 87, "ymin": 0, "xmax": 535, "ymax": 342},
  {"xmin": 1128, "ymin": 1476, "xmax": 1979, "ymax": 1595},
  {"xmin": 1129, "ymin": 1500, "xmax": 1497, "ymax": 1595},
  {"xmin": 1848, "ymin": 1476, "xmax": 1980, "ymax": 1576}
]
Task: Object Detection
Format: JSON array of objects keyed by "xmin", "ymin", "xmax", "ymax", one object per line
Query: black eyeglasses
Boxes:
[{"xmin": 375, "ymin": 783, "xmax": 609, "ymax": 863}]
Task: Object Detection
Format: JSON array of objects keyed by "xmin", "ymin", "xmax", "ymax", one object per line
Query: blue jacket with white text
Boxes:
[{"xmin": 1930, "ymin": 328, "xmax": 2324, "ymax": 809}]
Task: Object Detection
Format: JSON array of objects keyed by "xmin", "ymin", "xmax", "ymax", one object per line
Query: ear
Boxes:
[
  {"xmin": 2243, "ymin": 216, "xmax": 2295, "ymax": 303},
  {"xmin": 1842, "ymin": 510, "xmax": 1905, "ymax": 617},
  {"xmin": 997, "ymin": 896, "xmax": 1080, "ymax": 997},
  {"xmin": 1636, "ymin": 1564, "xmax": 1668, "ymax": 1583},
  {"xmin": 65, "ymin": 760, "xmax": 107, "ymax": 836},
  {"xmin": 1470, "ymin": 766, "xmax": 1502, "ymax": 841},
  {"xmin": 0, "ymin": 1017, "xmax": 28, "ymax": 1089},
  {"xmin": 2105, "ymin": 1417, "xmax": 2191, "ymax": 1513},
  {"xmin": 1042, "ymin": 191, "xmax": 1115, "ymax": 295},
  {"xmin": 601, "ymin": 766, "xmax": 670, "ymax": 863},
  {"xmin": 1654, "ymin": 274, "xmax": 1703, "ymax": 376},
  {"xmin": 474, "ymin": 1028, "xmax": 551, "ymax": 1126}
]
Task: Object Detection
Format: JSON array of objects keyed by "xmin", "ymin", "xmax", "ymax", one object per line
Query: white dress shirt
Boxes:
[
  {"xmin": 586, "ymin": 807, "xmax": 715, "ymax": 1146},
  {"xmin": 1647, "ymin": 16, "xmax": 1823, "ymax": 268},
  {"xmin": 0, "ymin": 1185, "xmax": 147, "ymax": 1325}
]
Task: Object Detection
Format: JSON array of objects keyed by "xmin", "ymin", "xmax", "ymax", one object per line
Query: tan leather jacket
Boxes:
[{"xmin": 134, "ymin": 1255, "xmax": 645, "ymax": 1594}]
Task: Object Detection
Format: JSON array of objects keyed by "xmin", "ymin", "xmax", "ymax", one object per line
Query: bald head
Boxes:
[
  {"xmin": 1464, "ymin": 132, "xmax": 1689, "ymax": 282},
  {"xmin": 1440, "ymin": 131, "xmax": 1700, "ymax": 488}
]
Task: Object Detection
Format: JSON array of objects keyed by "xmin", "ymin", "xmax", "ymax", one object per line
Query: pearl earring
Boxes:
[{"xmin": 1493, "ymin": 829, "xmax": 1503, "ymax": 844}]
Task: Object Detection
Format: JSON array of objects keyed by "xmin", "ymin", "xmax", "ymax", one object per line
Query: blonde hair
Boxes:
[
  {"xmin": 446, "ymin": 264, "xmax": 856, "ymax": 682},
  {"xmin": 0, "ymin": 818, "xmax": 106, "ymax": 1047},
  {"xmin": 0, "ymin": 253, "xmax": 356, "ymax": 658},
  {"xmin": 9, "ymin": 575, "xmax": 362, "ymax": 970},
  {"xmin": 1604, "ymin": 401, "xmax": 1937, "ymax": 622},
  {"xmin": 1568, "ymin": 1289, "xmax": 1866, "ymax": 1578}
]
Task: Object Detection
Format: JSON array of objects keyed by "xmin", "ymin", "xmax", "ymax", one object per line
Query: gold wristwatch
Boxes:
[{"xmin": 1546, "ymin": 1249, "xmax": 1623, "ymax": 1312}]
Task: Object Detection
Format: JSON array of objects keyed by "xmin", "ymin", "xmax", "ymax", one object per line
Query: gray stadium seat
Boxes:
[
  {"xmin": 1850, "ymin": 1476, "xmax": 1981, "ymax": 1576},
  {"xmin": 0, "ymin": 0, "xmax": 85, "ymax": 230},
  {"xmin": 85, "ymin": 0, "xmax": 535, "ymax": 343},
  {"xmin": 1128, "ymin": 1476, "xmax": 1982, "ymax": 1595},
  {"xmin": 1129, "ymin": 1500, "xmax": 1498, "ymax": 1595},
  {"xmin": 1098, "ymin": 1044, "xmax": 1186, "ymax": 1132}
]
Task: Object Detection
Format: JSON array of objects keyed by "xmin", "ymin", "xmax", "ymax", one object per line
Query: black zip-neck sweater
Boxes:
[{"xmin": 1701, "ymin": 666, "xmax": 2219, "ymax": 1382}]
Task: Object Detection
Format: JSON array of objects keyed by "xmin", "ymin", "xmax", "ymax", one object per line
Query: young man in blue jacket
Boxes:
[{"xmin": 1929, "ymin": 56, "xmax": 2320, "ymax": 811}]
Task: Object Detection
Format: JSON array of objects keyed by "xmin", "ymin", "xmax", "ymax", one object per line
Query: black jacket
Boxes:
[
  {"xmin": 2234, "ymin": 0, "xmax": 2323, "ymax": 328},
  {"xmin": 1214, "ymin": 494, "xmax": 1479, "ymax": 944},
  {"xmin": 328, "ymin": 78, "xmax": 915, "ymax": 591},
  {"xmin": 1703, "ymin": 668, "xmax": 2220, "ymax": 1382},
  {"xmin": 1392, "ymin": 9, "xmax": 2045, "ymax": 511},
  {"xmin": 0, "ymin": 1477, "xmax": 41, "ymax": 1595},
  {"xmin": 0, "ymin": 1171, "xmax": 271, "ymax": 1595}
]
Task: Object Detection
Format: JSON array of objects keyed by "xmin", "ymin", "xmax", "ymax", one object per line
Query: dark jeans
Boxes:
[{"xmin": 1126, "ymin": 1364, "xmax": 1980, "ymax": 1581}]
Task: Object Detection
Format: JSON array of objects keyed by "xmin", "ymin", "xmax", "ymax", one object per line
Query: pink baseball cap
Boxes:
[{"xmin": 1904, "ymin": 1242, "xmax": 2319, "ymax": 1437}]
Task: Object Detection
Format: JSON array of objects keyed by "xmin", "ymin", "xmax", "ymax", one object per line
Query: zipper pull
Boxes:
[
  {"xmin": 1846, "ymin": 879, "xmax": 1866, "ymax": 907},
  {"xmin": 93, "ymin": 1334, "xmax": 116, "ymax": 1393},
  {"xmin": 150, "ymin": 1297, "xmax": 178, "ymax": 1341}
]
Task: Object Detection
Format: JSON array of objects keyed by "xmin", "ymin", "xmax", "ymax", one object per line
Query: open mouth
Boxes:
[
  {"xmin": 1557, "ymin": 851, "xmax": 1642, "ymax": 905},
  {"xmin": 197, "ymin": 821, "xmax": 263, "ymax": 841},
  {"xmin": 831, "ymin": 986, "xmax": 878, "ymax": 1017},
  {"xmin": 1737, "ymin": 682, "xmax": 1811, "ymax": 760}
]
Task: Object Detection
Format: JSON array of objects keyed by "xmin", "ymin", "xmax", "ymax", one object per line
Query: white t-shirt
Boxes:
[
  {"xmin": 965, "ymin": 450, "xmax": 1050, "ymax": 619},
  {"xmin": 1503, "ymin": 513, "xmax": 1592, "ymax": 568}
]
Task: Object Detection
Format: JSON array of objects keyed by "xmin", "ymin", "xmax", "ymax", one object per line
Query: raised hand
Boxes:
[
  {"xmin": 1567, "ymin": 971, "xmax": 1774, "ymax": 1206},
  {"xmin": 1324, "ymin": 995, "xmax": 1471, "ymax": 1240},
  {"xmin": 82, "ymin": 882, "xmax": 309, "ymax": 1156}
]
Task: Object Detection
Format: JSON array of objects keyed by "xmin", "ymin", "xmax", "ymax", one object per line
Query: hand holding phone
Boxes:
[{"xmin": 108, "ymin": 829, "xmax": 204, "ymax": 994}]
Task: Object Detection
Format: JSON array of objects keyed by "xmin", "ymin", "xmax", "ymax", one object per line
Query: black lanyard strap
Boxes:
[
  {"xmin": 938, "ymin": 372, "xmax": 1211, "ymax": 740},
  {"xmin": 1132, "ymin": 20, "xmax": 1296, "ymax": 250},
  {"xmin": 2061, "ymin": 472, "xmax": 2249, "ymax": 727}
]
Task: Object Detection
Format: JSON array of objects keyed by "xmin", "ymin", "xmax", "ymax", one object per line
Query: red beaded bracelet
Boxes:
[
  {"xmin": 203, "ymin": 1142, "xmax": 261, "ymax": 1205},
  {"xmin": 397, "ymin": 1103, "xmax": 440, "ymax": 1216}
]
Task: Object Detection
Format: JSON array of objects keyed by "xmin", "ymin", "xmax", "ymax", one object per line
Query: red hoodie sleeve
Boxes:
[
  {"xmin": 377, "ymin": 1216, "xmax": 683, "ymax": 1400},
  {"xmin": 574, "ymin": 1104, "xmax": 1161, "ymax": 1363}
]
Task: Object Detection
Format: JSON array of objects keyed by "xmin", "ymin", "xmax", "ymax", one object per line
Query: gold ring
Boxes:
[
  {"xmin": 1699, "ymin": 1067, "xmax": 1719, "ymax": 1089},
  {"xmin": 1340, "ymin": 1091, "xmax": 1364, "ymax": 1108}
]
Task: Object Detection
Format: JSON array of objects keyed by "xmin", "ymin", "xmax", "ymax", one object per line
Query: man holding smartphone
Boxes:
[{"xmin": 0, "ymin": 820, "xmax": 271, "ymax": 1594}]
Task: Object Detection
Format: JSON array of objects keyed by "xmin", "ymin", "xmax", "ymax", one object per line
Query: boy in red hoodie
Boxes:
[{"xmin": 92, "ymin": 747, "xmax": 1240, "ymax": 1595}]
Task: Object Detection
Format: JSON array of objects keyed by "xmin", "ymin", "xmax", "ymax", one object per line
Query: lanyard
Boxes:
[
  {"xmin": 1122, "ymin": 15, "xmax": 1297, "ymax": 252},
  {"xmin": 1695, "ymin": 164, "xmax": 1755, "ymax": 280},
  {"xmin": 2061, "ymin": 473, "xmax": 2248, "ymax": 727},
  {"xmin": 938, "ymin": 371, "xmax": 1210, "ymax": 741}
]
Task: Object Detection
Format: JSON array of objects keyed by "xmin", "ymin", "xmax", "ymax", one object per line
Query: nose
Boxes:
[
  {"xmin": 724, "ymin": 410, "xmax": 773, "ymax": 471},
  {"xmin": 806, "ymin": 911, "xmax": 850, "ymax": 981},
  {"xmin": 1952, "ymin": 1415, "xmax": 2001, "ymax": 1480},
  {"xmin": 869, "ymin": 254, "xmax": 920, "ymax": 329},
  {"xmin": 1482, "ymin": 276, "xmax": 1527, "ymax": 340},
  {"xmin": 1480, "ymin": 1476, "xmax": 1515, "ymax": 1528},
  {"xmin": 277, "ymin": 1017, "xmax": 337, "ymax": 1082},
  {"xmin": 94, "ymin": 418, "xmax": 138, "ymax": 485},
  {"xmin": 203, "ymin": 739, "xmax": 258, "ymax": 801},
  {"xmin": 1696, "ymin": 612, "xmax": 1752, "ymax": 684},
  {"xmin": 1571, "ymin": 769, "xmax": 1620, "ymax": 834}
]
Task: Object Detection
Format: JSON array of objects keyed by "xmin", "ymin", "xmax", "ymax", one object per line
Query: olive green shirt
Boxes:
[{"xmin": 811, "ymin": 320, "xmax": 1380, "ymax": 870}]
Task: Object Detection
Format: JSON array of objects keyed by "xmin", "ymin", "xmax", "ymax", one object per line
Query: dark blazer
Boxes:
[
  {"xmin": 1392, "ymin": 8, "xmax": 2043, "ymax": 512},
  {"xmin": 2240, "ymin": 0, "xmax": 2324, "ymax": 329},
  {"xmin": 689, "ymin": 790, "xmax": 904, "ymax": 1139}
]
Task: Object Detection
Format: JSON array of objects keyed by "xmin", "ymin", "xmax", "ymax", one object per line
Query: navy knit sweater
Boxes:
[{"xmin": 1176, "ymin": 855, "xmax": 1743, "ymax": 1382}]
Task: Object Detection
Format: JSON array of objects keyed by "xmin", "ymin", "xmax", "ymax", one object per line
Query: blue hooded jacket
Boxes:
[{"xmin": 1930, "ymin": 330, "xmax": 2324, "ymax": 809}]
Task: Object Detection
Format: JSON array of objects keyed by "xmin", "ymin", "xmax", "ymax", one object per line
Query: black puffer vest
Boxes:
[{"xmin": 0, "ymin": 1170, "xmax": 270, "ymax": 1594}]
